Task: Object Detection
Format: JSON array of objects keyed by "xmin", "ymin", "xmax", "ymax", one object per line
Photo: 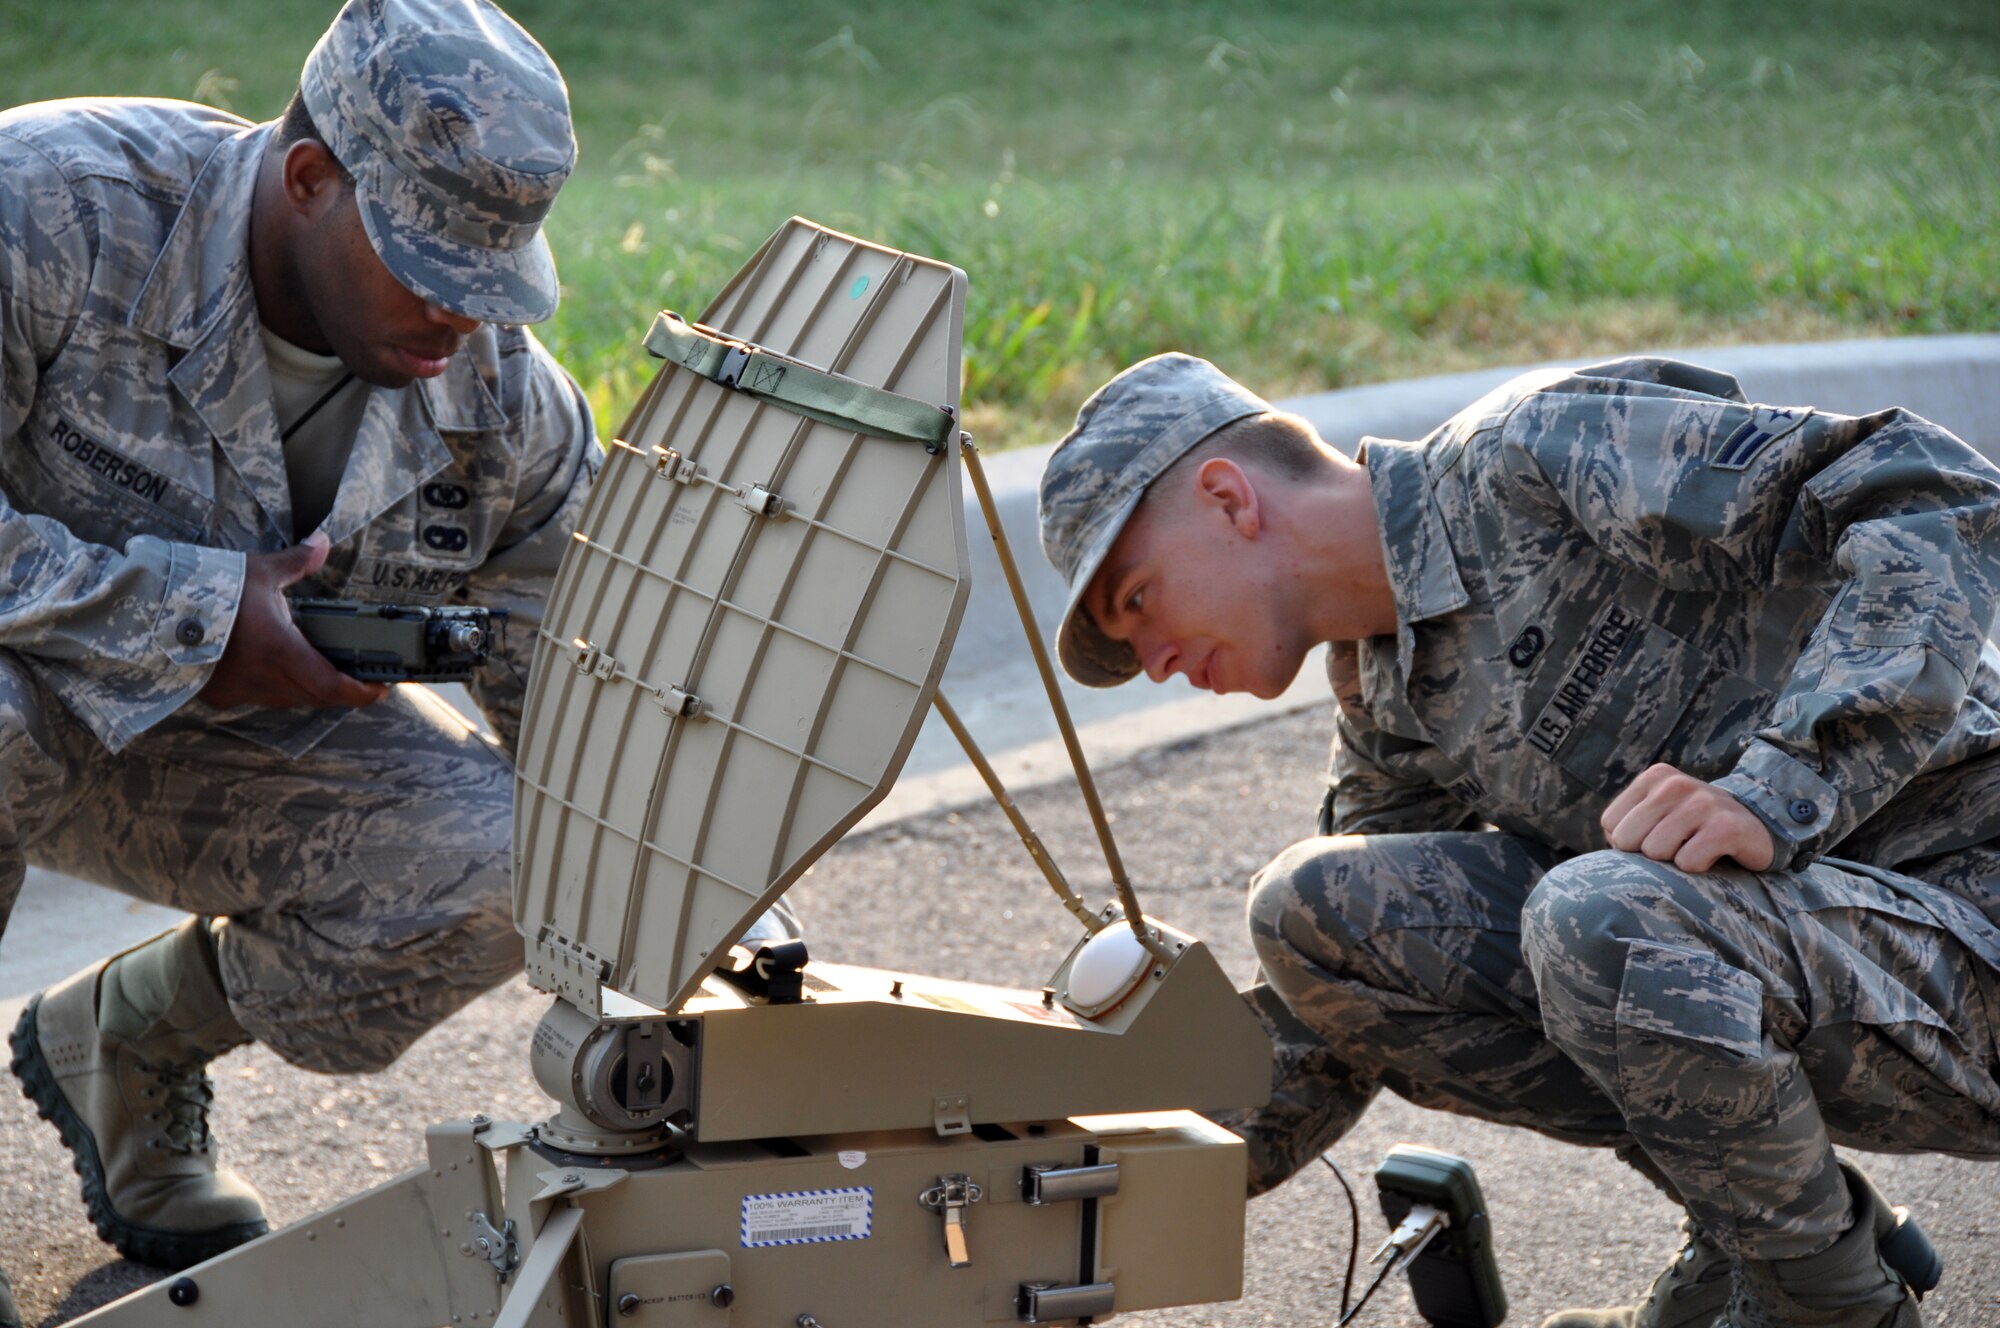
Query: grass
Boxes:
[{"xmin": 5, "ymin": 0, "xmax": 1996, "ymax": 447}]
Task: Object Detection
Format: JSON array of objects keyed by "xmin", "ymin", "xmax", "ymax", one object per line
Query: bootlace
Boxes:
[{"xmin": 146, "ymin": 1063, "xmax": 217, "ymax": 1154}]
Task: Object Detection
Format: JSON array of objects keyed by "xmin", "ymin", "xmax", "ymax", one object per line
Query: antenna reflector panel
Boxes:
[{"xmin": 512, "ymin": 218, "xmax": 970, "ymax": 1015}]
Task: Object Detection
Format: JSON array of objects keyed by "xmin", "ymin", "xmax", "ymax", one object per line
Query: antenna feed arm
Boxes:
[{"xmin": 956, "ymin": 435, "xmax": 1171, "ymax": 960}]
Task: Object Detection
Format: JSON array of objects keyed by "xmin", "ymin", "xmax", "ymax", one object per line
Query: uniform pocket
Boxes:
[
  {"xmin": 1614, "ymin": 940, "xmax": 1779, "ymax": 1129},
  {"xmin": 1765, "ymin": 864, "xmax": 1960, "ymax": 1035},
  {"xmin": 1765, "ymin": 862, "xmax": 2000, "ymax": 1150}
]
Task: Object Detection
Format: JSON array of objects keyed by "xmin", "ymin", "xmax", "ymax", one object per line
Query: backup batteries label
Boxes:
[{"xmin": 741, "ymin": 1187, "xmax": 873, "ymax": 1247}]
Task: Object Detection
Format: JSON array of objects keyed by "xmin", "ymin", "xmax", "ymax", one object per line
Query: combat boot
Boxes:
[
  {"xmin": 1544, "ymin": 1163, "xmax": 1939, "ymax": 1328},
  {"xmin": 9, "ymin": 918, "xmax": 268, "ymax": 1268},
  {"xmin": 1540, "ymin": 1216, "xmax": 1732, "ymax": 1328},
  {"xmin": 1721, "ymin": 1165, "xmax": 1927, "ymax": 1328}
]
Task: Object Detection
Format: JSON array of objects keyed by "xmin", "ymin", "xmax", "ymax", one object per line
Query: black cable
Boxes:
[
  {"xmin": 1319, "ymin": 1153, "xmax": 1361, "ymax": 1320},
  {"xmin": 1336, "ymin": 1251, "xmax": 1405, "ymax": 1327},
  {"xmin": 280, "ymin": 371, "xmax": 357, "ymax": 443}
]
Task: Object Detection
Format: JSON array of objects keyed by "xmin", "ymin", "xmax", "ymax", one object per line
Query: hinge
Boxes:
[
  {"xmin": 529, "ymin": 926, "xmax": 612, "ymax": 1001},
  {"xmin": 467, "ymin": 1212, "xmax": 518, "ymax": 1283}
]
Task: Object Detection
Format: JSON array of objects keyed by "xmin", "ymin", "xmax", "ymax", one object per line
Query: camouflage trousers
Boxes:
[
  {"xmin": 0, "ymin": 650, "xmax": 517, "ymax": 1074},
  {"xmin": 1227, "ymin": 831, "xmax": 2000, "ymax": 1261}
]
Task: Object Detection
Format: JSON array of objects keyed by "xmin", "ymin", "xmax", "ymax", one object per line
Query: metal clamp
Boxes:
[
  {"xmin": 573, "ymin": 640, "xmax": 618, "ymax": 680},
  {"xmin": 654, "ymin": 683, "xmax": 704, "ymax": 719},
  {"xmin": 918, "ymin": 1174, "xmax": 983, "ymax": 1268},
  {"xmin": 653, "ymin": 446, "xmax": 700, "ymax": 485},
  {"xmin": 736, "ymin": 484, "xmax": 786, "ymax": 518}
]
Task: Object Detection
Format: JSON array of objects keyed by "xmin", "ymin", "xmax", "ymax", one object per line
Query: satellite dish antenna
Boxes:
[{"xmin": 66, "ymin": 219, "xmax": 1271, "ymax": 1328}]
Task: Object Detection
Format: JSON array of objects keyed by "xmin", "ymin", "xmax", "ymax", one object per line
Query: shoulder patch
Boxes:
[{"xmin": 1710, "ymin": 405, "xmax": 1811, "ymax": 471}]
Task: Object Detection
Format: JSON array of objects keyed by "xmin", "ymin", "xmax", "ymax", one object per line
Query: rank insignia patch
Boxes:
[{"xmin": 1711, "ymin": 405, "xmax": 1811, "ymax": 471}]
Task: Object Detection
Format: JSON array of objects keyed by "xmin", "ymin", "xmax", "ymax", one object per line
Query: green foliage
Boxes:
[{"xmin": 5, "ymin": 0, "xmax": 1995, "ymax": 446}]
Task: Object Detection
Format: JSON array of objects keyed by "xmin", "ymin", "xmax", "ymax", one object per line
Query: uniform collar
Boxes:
[
  {"xmin": 1361, "ymin": 435, "xmax": 1469, "ymax": 627},
  {"xmin": 127, "ymin": 122, "xmax": 270, "ymax": 348},
  {"xmin": 1352, "ymin": 436, "xmax": 1470, "ymax": 733},
  {"xmin": 419, "ymin": 343, "xmax": 506, "ymax": 433}
]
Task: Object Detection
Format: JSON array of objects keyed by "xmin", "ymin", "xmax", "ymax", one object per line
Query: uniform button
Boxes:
[
  {"xmin": 1788, "ymin": 798, "xmax": 1818, "ymax": 825},
  {"xmin": 175, "ymin": 619, "xmax": 206, "ymax": 647}
]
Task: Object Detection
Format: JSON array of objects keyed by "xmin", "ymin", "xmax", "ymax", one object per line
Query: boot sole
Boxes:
[{"xmin": 9, "ymin": 994, "xmax": 268, "ymax": 1270}]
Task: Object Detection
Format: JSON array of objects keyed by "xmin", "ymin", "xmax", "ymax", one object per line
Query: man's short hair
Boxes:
[
  {"xmin": 274, "ymin": 89, "xmax": 351, "ymax": 184},
  {"xmin": 1160, "ymin": 410, "xmax": 1328, "ymax": 491},
  {"xmin": 275, "ymin": 88, "xmax": 324, "ymax": 150}
]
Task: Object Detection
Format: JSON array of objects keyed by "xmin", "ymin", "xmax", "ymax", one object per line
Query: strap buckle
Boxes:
[{"xmin": 715, "ymin": 344, "xmax": 752, "ymax": 388}]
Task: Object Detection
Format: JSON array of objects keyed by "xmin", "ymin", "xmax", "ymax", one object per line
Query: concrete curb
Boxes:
[{"xmin": 6, "ymin": 335, "xmax": 1997, "ymax": 998}]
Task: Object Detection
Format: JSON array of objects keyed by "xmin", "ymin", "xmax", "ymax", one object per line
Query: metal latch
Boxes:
[
  {"xmin": 1018, "ymin": 1282, "xmax": 1115, "ymax": 1323},
  {"xmin": 932, "ymin": 1094, "xmax": 971, "ymax": 1136},
  {"xmin": 918, "ymin": 1174, "xmax": 983, "ymax": 1268},
  {"xmin": 1021, "ymin": 1162, "xmax": 1120, "ymax": 1205},
  {"xmin": 468, "ymin": 1212, "xmax": 518, "ymax": 1282}
]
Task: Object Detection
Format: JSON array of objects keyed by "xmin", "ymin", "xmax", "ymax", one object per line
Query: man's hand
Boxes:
[
  {"xmin": 197, "ymin": 533, "xmax": 390, "ymax": 712},
  {"xmin": 1600, "ymin": 763, "xmax": 1775, "ymax": 873}
]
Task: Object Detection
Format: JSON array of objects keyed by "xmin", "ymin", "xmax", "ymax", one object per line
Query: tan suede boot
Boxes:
[
  {"xmin": 1540, "ymin": 1218, "xmax": 1733, "ymax": 1328},
  {"xmin": 10, "ymin": 918, "xmax": 267, "ymax": 1268}
]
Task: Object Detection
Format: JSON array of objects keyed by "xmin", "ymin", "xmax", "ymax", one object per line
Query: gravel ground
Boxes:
[{"xmin": 5, "ymin": 706, "xmax": 1996, "ymax": 1325}]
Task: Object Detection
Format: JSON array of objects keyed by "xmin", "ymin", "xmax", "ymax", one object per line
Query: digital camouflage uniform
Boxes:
[
  {"xmin": 0, "ymin": 92, "xmax": 599, "ymax": 1072},
  {"xmin": 1223, "ymin": 356, "xmax": 2000, "ymax": 1263}
]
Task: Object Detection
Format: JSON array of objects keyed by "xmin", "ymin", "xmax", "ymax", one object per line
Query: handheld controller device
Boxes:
[
  {"xmin": 1372, "ymin": 1145, "xmax": 1507, "ymax": 1328},
  {"xmin": 291, "ymin": 599, "xmax": 505, "ymax": 683}
]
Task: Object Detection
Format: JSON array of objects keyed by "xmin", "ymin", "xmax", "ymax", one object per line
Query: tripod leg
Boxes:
[{"xmin": 493, "ymin": 1205, "xmax": 586, "ymax": 1328}]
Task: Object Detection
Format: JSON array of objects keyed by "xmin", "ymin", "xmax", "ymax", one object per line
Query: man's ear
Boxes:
[
  {"xmin": 280, "ymin": 139, "xmax": 347, "ymax": 217},
  {"xmin": 1192, "ymin": 457, "xmax": 1261, "ymax": 537}
]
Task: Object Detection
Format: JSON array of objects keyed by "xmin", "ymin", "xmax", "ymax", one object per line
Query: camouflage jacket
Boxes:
[
  {"xmin": 0, "ymin": 98, "xmax": 599, "ymax": 757},
  {"xmin": 1329, "ymin": 356, "xmax": 2000, "ymax": 877}
]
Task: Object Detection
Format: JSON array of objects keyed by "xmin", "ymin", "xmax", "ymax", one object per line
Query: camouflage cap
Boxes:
[
  {"xmin": 1038, "ymin": 353, "xmax": 1271, "ymax": 687},
  {"xmin": 301, "ymin": 0, "xmax": 575, "ymax": 325}
]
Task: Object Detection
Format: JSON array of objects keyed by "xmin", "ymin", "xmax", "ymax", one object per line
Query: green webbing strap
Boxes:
[{"xmin": 643, "ymin": 311, "xmax": 956, "ymax": 448}]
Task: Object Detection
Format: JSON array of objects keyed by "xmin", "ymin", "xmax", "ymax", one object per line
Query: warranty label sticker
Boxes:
[{"xmin": 740, "ymin": 1187, "xmax": 873, "ymax": 1247}]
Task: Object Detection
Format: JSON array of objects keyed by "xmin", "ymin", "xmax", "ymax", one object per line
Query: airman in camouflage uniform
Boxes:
[
  {"xmin": 1038, "ymin": 352, "xmax": 2000, "ymax": 1327},
  {"xmin": 1, "ymin": 0, "xmax": 598, "ymax": 1272}
]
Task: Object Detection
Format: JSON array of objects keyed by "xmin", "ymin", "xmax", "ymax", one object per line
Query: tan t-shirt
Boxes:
[{"xmin": 261, "ymin": 325, "xmax": 364, "ymax": 539}]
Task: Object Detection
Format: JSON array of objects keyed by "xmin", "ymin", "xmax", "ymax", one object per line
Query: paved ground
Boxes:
[{"xmin": 5, "ymin": 706, "xmax": 1997, "ymax": 1325}]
